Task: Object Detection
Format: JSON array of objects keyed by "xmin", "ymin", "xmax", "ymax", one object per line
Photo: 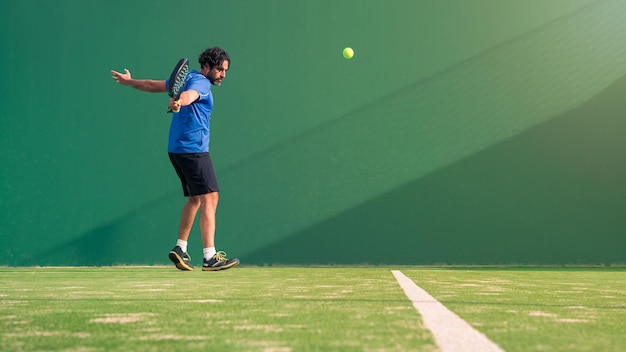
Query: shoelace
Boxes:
[{"xmin": 214, "ymin": 251, "xmax": 228, "ymax": 262}]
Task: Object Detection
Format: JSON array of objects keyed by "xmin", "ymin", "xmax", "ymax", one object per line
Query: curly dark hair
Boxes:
[{"xmin": 198, "ymin": 47, "xmax": 230, "ymax": 69}]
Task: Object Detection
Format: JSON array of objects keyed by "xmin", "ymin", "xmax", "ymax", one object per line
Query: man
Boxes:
[{"xmin": 111, "ymin": 47, "xmax": 239, "ymax": 271}]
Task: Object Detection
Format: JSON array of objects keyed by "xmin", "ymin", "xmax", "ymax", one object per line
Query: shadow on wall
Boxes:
[{"xmin": 244, "ymin": 74, "xmax": 626, "ymax": 265}]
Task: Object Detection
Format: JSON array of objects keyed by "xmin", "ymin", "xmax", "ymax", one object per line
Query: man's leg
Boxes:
[
  {"xmin": 178, "ymin": 195, "xmax": 202, "ymax": 242},
  {"xmin": 199, "ymin": 191, "xmax": 240, "ymax": 271},
  {"xmin": 169, "ymin": 196, "xmax": 201, "ymax": 271}
]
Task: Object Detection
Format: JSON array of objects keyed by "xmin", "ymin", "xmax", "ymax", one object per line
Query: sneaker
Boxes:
[
  {"xmin": 202, "ymin": 251, "xmax": 240, "ymax": 271},
  {"xmin": 169, "ymin": 246, "xmax": 194, "ymax": 271}
]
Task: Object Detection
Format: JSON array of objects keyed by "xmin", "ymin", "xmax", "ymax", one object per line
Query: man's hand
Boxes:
[
  {"xmin": 168, "ymin": 98, "xmax": 182, "ymax": 113},
  {"xmin": 111, "ymin": 69, "xmax": 132, "ymax": 86}
]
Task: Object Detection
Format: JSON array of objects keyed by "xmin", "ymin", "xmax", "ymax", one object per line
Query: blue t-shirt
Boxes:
[{"xmin": 165, "ymin": 70, "xmax": 213, "ymax": 153}]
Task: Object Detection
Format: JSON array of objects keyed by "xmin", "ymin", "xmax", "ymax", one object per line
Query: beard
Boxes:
[{"xmin": 207, "ymin": 75, "xmax": 222, "ymax": 86}]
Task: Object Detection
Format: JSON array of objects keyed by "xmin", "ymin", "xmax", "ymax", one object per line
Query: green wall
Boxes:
[{"xmin": 1, "ymin": 0, "xmax": 625, "ymax": 266}]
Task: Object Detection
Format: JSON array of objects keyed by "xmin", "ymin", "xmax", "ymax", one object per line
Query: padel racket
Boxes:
[{"xmin": 167, "ymin": 58, "xmax": 189, "ymax": 113}]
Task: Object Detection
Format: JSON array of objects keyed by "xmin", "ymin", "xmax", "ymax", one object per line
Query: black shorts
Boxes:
[{"xmin": 168, "ymin": 152, "xmax": 219, "ymax": 197}]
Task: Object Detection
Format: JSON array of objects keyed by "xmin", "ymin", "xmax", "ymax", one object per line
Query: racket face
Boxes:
[{"xmin": 168, "ymin": 58, "xmax": 189, "ymax": 99}]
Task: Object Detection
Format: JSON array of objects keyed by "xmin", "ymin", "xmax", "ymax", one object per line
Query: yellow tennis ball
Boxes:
[{"xmin": 343, "ymin": 47, "xmax": 354, "ymax": 59}]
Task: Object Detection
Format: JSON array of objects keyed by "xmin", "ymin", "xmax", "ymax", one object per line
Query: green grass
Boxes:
[{"xmin": 0, "ymin": 267, "xmax": 624, "ymax": 351}]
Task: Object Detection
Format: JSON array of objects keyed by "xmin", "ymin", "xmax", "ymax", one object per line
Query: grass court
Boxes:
[{"xmin": 1, "ymin": 266, "xmax": 624, "ymax": 351}]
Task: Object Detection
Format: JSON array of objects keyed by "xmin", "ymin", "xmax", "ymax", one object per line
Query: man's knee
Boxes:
[{"xmin": 186, "ymin": 195, "xmax": 201, "ymax": 206}]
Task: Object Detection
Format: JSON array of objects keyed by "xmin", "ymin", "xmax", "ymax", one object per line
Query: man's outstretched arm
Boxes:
[{"xmin": 111, "ymin": 69, "xmax": 166, "ymax": 92}]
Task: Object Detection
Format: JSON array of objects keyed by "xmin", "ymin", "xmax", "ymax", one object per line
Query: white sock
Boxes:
[
  {"xmin": 176, "ymin": 239, "xmax": 188, "ymax": 253},
  {"xmin": 203, "ymin": 247, "xmax": 216, "ymax": 260}
]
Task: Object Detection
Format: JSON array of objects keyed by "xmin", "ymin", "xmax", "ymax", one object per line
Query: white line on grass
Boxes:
[{"xmin": 392, "ymin": 270, "xmax": 504, "ymax": 352}]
